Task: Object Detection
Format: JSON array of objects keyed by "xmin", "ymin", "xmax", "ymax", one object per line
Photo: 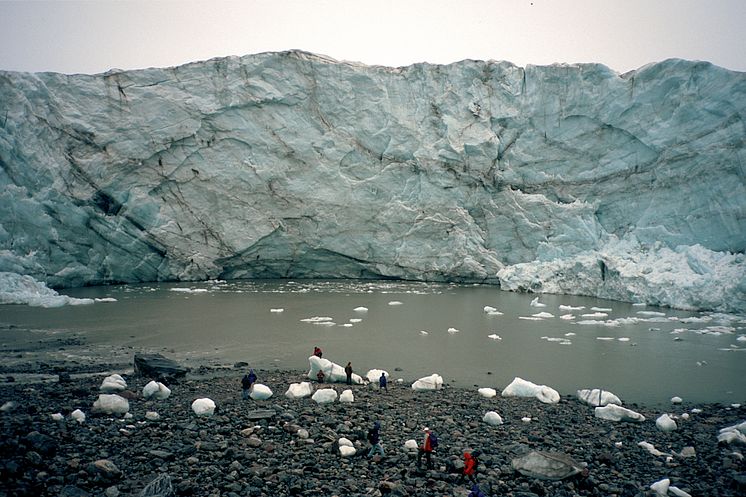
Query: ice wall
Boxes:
[{"xmin": 1, "ymin": 51, "xmax": 744, "ymax": 312}]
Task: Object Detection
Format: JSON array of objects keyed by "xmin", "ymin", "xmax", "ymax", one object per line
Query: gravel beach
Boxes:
[{"xmin": 1, "ymin": 362, "xmax": 745, "ymax": 497}]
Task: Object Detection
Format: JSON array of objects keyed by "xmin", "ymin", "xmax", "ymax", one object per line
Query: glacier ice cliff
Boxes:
[{"xmin": 0, "ymin": 51, "xmax": 744, "ymax": 312}]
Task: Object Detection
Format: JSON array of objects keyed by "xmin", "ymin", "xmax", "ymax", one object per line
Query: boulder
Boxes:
[{"xmin": 134, "ymin": 353, "xmax": 188, "ymax": 382}]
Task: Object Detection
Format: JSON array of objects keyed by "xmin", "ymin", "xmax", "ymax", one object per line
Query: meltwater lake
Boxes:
[{"xmin": 1, "ymin": 279, "xmax": 744, "ymax": 406}]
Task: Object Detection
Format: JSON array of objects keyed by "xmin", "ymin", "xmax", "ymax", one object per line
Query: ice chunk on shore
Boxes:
[
  {"xmin": 100, "ymin": 374, "xmax": 127, "ymax": 393},
  {"xmin": 70, "ymin": 409, "xmax": 85, "ymax": 424},
  {"xmin": 312, "ymin": 388, "xmax": 338, "ymax": 404},
  {"xmin": 576, "ymin": 388, "xmax": 621, "ymax": 407},
  {"xmin": 285, "ymin": 382, "xmax": 313, "ymax": 399},
  {"xmin": 249, "ymin": 384, "xmax": 273, "ymax": 400},
  {"xmin": 502, "ymin": 377, "xmax": 560, "ymax": 404},
  {"xmin": 595, "ymin": 404, "xmax": 645, "ymax": 422},
  {"xmin": 412, "ymin": 374, "xmax": 443, "ymax": 391},
  {"xmin": 365, "ymin": 369, "xmax": 389, "ymax": 383},
  {"xmin": 142, "ymin": 380, "xmax": 171, "ymax": 400},
  {"xmin": 92, "ymin": 394, "xmax": 130, "ymax": 415},
  {"xmin": 717, "ymin": 420, "xmax": 746, "ymax": 445},
  {"xmin": 339, "ymin": 389, "xmax": 354, "ymax": 403},
  {"xmin": 656, "ymin": 413, "xmax": 677, "ymax": 432},
  {"xmin": 191, "ymin": 398, "xmax": 216, "ymax": 417},
  {"xmin": 404, "ymin": 439, "xmax": 418, "ymax": 451},
  {"xmin": 638, "ymin": 441, "xmax": 670, "ymax": 457},
  {"xmin": 307, "ymin": 356, "xmax": 363, "ymax": 384},
  {"xmin": 483, "ymin": 411, "xmax": 503, "ymax": 426},
  {"xmin": 478, "ymin": 387, "xmax": 497, "ymax": 398}
]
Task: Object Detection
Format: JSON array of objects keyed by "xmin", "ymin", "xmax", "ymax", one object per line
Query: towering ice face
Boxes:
[{"xmin": 0, "ymin": 51, "xmax": 744, "ymax": 312}]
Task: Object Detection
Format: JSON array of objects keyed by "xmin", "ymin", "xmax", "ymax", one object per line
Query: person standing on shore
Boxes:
[
  {"xmin": 417, "ymin": 427, "xmax": 436, "ymax": 470},
  {"xmin": 345, "ymin": 362, "xmax": 353, "ymax": 385},
  {"xmin": 241, "ymin": 369, "xmax": 257, "ymax": 399},
  {"xmin": 367, "ymin": 421, "xmax": 385, "ymax": 457},
  {"xmin": 379, "ymin": 372, "xmax": 388, "ymax": 392},
  {"xmin": 460, "ymin": 450, "xmax": 477, "ymax": 484},
  {"xmin": 316, "ymin": 369, "xmax": 325, "ymax": 383}
]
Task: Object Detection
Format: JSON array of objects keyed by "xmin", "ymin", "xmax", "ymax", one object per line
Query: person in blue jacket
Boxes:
[{"xmin": 379, "ymin": 372, "xmax": 388, "ymax": 392}]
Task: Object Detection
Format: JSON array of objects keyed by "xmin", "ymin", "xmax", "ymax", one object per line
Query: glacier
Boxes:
[{"xmin": 0, "ymin": 51, "xmax": 744, "ymax": 313}]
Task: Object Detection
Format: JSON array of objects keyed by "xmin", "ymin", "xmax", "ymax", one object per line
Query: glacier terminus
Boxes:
[{"xmin": 0, "ymin": 51, "xmax": 744, "ymax": 313}]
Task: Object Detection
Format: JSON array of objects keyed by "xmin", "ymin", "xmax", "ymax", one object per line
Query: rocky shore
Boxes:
[{"xmin": 1, "ymin": 364, "xmax": 745, "ymax": 497}]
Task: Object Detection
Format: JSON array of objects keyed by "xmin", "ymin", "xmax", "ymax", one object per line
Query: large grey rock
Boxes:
[
  {"xmin": 1, "ymin": 52, "xmax": 744, "ymax": 312},
  {"xmin": 134, "ymin": 353, "xmax": 188, "ymax": 382}
]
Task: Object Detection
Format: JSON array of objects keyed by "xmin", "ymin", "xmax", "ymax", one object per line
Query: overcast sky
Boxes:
[{"xmin": 1, "ymin": 0, "xmax": 744, "ymax": 75}]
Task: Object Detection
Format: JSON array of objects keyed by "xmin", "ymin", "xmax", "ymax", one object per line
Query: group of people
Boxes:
[{"xmin": 239, "ymin": 347, "xmax": 485, "ymax": 494}]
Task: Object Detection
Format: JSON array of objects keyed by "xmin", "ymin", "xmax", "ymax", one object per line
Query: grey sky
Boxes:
[{"xmin": 1, "ymin": 0, "xmax": 744, "ymax": 75}]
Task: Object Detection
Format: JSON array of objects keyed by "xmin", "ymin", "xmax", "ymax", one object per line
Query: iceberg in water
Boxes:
[
  {"xmin": 0, "ymin": 272, "xmax": 94, "ymax": 308},
  {"xmin": 501, "ymin": 377, "xmax": 560, "ymax": 404}
]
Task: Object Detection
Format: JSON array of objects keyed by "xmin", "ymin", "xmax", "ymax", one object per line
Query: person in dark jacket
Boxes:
[
  {"xmin": 241, "ymin": 369, "xmax": 257, "ymax": 399},
  {"xmin": 345, "ymin": 362, "xmax": 353, "ymax": 385},
  {"xmin": 468, "ymin": 483, "xmax": 486, "ymax": 497},
  {"xmin": 379, "ymin": 372, "xmax": 388, "ymax": 392},
  {"xmin": 367, "ymin": 421, "xmax": 385, "ymax": 457},
  {"xmin": 313, "ymin": 346, "xmax": 322, "ymax": 358}
]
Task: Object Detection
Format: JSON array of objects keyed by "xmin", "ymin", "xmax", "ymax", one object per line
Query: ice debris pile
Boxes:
[{"xmin": 1, "ymin": 53, "xmax": 744, "ymax": 313}]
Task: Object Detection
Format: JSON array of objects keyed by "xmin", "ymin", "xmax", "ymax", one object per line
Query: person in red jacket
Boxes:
[
  {"xmin": 417, "ymin": 427, "xmax": 435, "ymax": 470},
  {"xmin": 460, "ymin": 451, "xmax": 477, "ymax": 483}
]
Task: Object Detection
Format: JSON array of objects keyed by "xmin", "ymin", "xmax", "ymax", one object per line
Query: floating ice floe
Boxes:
[
  {"xmin": 559, "ymin": 305, "xmax": 585, "ymax": 311},
  {"xmin": 591, "ymin": 307, "xmax": 612, "ymax": 312},
  {"xmin": 483, "ymin": 411, "xmax": 503, "ymax": 426},
  {"xmin": 100, "ymin": 374, "xmax": 127, "ymax": 393},
  {"xmin": 412, "ymin": 374, "xmax": 443, "ymax": 391},
  {"xmin": 93, "ymin": 394, "xmax": 130, "ymax": 415},
  {"xmin": 250, "ymin": 384, "xmax": 273, "ymax": 400},
  {"xmin": 388, "ymin": 301, "xmax": 403, "ymax": 306},
  {"xmin": 595, "ymin": 404, "xmax": 645, "ymax": 422},
  {"xmin": 576, "ymin": 389, "xmax": 621, "ymax": 407},
  {"xmin": 353, "ymin": 306, "xmax": 368, "ymax": 312},
  {"xmin": 300, "ymin": 316, "xmax": 335, "ymax": 326},
  {"xmin": 541, "ymin": 336, "xmax": 572, "ymax": 345},
  {"xmin": 560, "ymin": 314, "xmax": 575, "ymax": 320},
  {"xmin": 95, "ymin": 297, "xmax": 117, "ymax": 303},
  {"xmin": 519, "ymin": 316, "xmax": 543, "ymax": 321},
  {"xmin": 637, "ymin": 310, "xmax": 666, "ymax": 317},
  {"xmin": 532, "ymin": 312, "xmax": 555, "ymax": 319},
  {"xmin": 478, "ymin": 387, "xmax": 497, "ymax": 398},
  {"xmin": 582, "ymin": 312, "xmax": 608, "ymax": 318},
  {"xmin": 501, "ymin": 377, "xmax": 560, "ymax": 404},
  {"xmin": 349, "ymin": 318, "xmax": 362, "ymax": 323},
  {"xmin": 191, "ymin": 398, "xmax": 216, "ymax": 417},
  {"xmin": 447, "ymin": 327, "xmax": 460, "ymax": 334},
  {"xmin": 530, "ymin": 297, "xmax": 547, "ymax": 308},
  {"xmin": 656, "ymin": 414, "xmax": 678, "ymax": 432},
  {"xmin": 312, "ymin": 388, "xmax": 338, "ymax": 404},
  {"xmin": 142, "ymin": 381, "xmax": 171, "ymax": 400},
  {"xmin": 285, "ymin": 382, "xmax": 313, "ymax": 399},
  {"xmin": 419, "ymin": 330, "xmax": 429, "ymax": 336},
  {"xmin": 307, "ymin": 356, "xmax": 363, "ymax": 384},
  {"xmin": 339, "ymin": 389, "xmax": 354, "ymax": 403},
  {"xmin": 487, "ymin": 334, "xmax": 502, "ymax": 340},
  {"xmin": 170, "ymin": 287, "xmax": 208, "ymax": 294},
  {"xmin": 270, "ymin": 308, "xmax": 284, "ymax": 313}
]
